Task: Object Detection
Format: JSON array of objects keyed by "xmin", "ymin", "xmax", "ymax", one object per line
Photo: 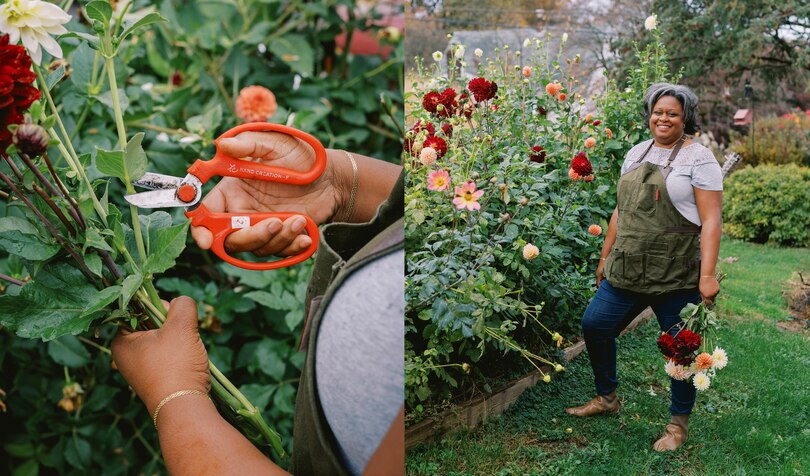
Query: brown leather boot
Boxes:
[
  {"xmin": 565, "ymin": 395, "xmax": 620, "ymax": 417},
  {"xmin": 652, "ymin": 416, "xmax": 689, "ymax": 451}
]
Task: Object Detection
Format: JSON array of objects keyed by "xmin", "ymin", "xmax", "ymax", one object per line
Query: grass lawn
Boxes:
[{"xmin": 406, "ymin": 238, "xmax": 810, "ymax": 475}]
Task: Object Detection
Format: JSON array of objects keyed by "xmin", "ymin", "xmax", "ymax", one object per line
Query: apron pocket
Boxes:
[
  {"xmin": 622, "ymin": 253, "xmax": 645, "ymax": 286},
  {"xmin": 617, "ymin": 182, "xmax": 658, "ymax": 215},
  {"xmin": 647, "ymin": 255, "xmax": 684, "ymax": 288}
]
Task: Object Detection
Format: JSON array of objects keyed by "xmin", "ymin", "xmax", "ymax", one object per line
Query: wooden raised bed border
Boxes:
[{"xmin": 405, "ymin": 307, "xmax": 655, "ymax": 450}]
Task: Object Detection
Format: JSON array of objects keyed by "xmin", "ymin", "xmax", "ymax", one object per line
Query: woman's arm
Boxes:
[
  {"xmin": 595, "ymin": 207, "xmax": 619, "ymax": 287},
  {"xmin": 694, "ymin": 188, "xmax": 723, "ymax": 304},
  {"xmin": 328, "ymin": 149, "xmax": 401, "ymax": 224},
  {"xmin": 111, "ymin": 298, "xmax": 288, "ymax": 476}
]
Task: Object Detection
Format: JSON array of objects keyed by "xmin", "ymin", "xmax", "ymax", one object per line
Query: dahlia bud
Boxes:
[
  {"xmin": 543, "ymin": 374, "xmax": 551, "ymax": 383},
  {"xmin": 470, "ymin": 171, "xmax": 480, "ymax": 179},
  {"xmin": 499, "ymin": 183, "xmax": 508, "ymax": 191},
  {"xmin": 499, "ymin": 212, "xmax": 510, "ymax": 223},
  {"xmin": 555, "ymin": 364, "xmax": 565, "ymax": 372},
  {"xmin": 462, "ymin": 363, "xmax": 471, "ymax": 374},
  {"xmin": 489, "ymin": 177, "xmax": 498, "ymax": 184},
  {"xmin": 13, "ymin": 124, "xmax": 50, "ymax": 157}
]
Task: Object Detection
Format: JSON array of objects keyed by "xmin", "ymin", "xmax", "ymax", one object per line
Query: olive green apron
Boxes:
[
  {"xmin": 604, "ymin": 137, "xmax": 701, "ymax": 294},
  {"xmin": 291, "ymin": 172, "xmax": 404, "ymax": 475}
]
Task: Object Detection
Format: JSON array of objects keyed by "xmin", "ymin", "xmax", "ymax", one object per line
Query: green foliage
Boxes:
[
  {"xmin": 722, "ymin": 164, "xmax": 810, "ymax": 247},
  {"xmin": 729, "ymin": 111, "xmax": 810, "ymax": 167},
  {"xmin": 1, "ymin": 0, "xmax": 403, "ymax": 473}
]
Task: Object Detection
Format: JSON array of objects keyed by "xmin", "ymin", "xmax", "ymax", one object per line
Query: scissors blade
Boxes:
[
  {"xmin": 124, "ymin": 189, "xmax": 188, "ymax": 208},
  {"xmin": 132, "ymin": 172, "xmax": 184, "ymax": 191}
]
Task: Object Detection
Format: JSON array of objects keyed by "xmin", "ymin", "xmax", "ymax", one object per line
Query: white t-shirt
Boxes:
[{"xmin": 621, "ymin": 140, "xmax": 723, "ymax": 225}]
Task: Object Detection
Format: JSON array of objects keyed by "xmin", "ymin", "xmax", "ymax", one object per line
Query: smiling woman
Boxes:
[{"xmin": 567, "ymin": 82, "xmax": 724, "ymax": 453}]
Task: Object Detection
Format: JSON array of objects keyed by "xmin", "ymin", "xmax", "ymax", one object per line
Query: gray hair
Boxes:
[{"xmin": 643, "ymin": 83, "xmax": 700, "ymax": 134}]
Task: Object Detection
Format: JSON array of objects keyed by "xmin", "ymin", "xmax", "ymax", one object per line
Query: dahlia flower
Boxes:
[
  {"xmin": 427, "ymin": 169, "xmax": 450, "ymax": 192},
  {"xmin": 0, "ymin": 0, "xmax": 71, "ymax": 64},
  {"xmin": 522, "ymin": 243, "xmax": 539, "ymax": 260},
  {"xmin": 234, "ymin": 85, "xmax": 277, "ymax": 123},
  {"xmin": 453, "ymin": 181, "xmax": 484, "ymax": 211}
]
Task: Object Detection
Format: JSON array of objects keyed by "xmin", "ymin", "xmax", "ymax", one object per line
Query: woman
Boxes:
[{"xmin": 565, "ymin": 83, "xmax": 722, "ymax": 452}]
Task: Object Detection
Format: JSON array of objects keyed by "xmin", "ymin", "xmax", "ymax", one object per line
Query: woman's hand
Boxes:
[
  {"xmin": 111, "ymin": 297, "xmax": 210, "ymax": 415},
  {"xmin": 699, "ymin": 276, "xmax": 720, "ymax": 305},
  {"xmin": 595, "ymin": 260, "xmax": 606, "ymax": 287},
  {"xmin": 190, "ymin": 131, "xmax": 345, "ymax": 258}
]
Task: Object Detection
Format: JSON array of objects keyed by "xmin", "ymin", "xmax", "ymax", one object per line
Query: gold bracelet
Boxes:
[
  {"xmin": 152, "ymin": 390, "xmax": 209, "ymax": 428},
  {"xmin": 700, "ymin": 275, "xmax": 717, "ymax": 279},
  {"xmin": 600, "ymin": 258, "xmax": 607, "ymax": 261},
  {"xmin": 342, "ymin": 151, "xmax": 359, "ymax": 222}
]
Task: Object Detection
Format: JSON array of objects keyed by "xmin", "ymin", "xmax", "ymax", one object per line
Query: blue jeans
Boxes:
[{"xmin": 581, "ymin": 279, "xmax": 701, "ymax": 415}]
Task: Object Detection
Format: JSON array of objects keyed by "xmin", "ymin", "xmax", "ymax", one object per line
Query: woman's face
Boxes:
[{"xmin": 650, "ymin": 95, "xmax": 685, "ymax": 146}]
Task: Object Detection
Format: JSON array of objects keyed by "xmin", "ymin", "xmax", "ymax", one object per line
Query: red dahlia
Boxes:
[
  {"xmin": 592, "ymin": 120, "xmax": 602, "ymax": 126},
  {"xmin": 538, "ymin": 106, "xmax": 548, "ymax": 116},
  {"xmin": 675, "ymin": 329, "xmax": 701, "ymax": 354},
  {"xmin": 437, "ymin": 87, "xmax": 457, "ymax": 117},
  {"xmin": 441, "ymin": 123, "xmax": 453, "ymax": 138},
  {"xmin": 468, "ymin": 77, "xmax": 498, "ymax": 102},
  {"xmin": 423, "ymin": 135, "xmax": 447, "ymax": 158},
  {"xmin": 530, "ymin": 145, "xmax": 545, "ymax": 163},
  {"xmin": 422, "ymin": 91, "xmax": 442, "ymax": 114},
  {"xmin": 0, "ymin": 34, "xmax": 41, "ymax": 152},
  {"xmin": 571, "ymin": 151, "xmax": 593, "ymax": 176},
  {"xmin": 657, "ymin": 333, "xmax": 676, "ymax": 357}
]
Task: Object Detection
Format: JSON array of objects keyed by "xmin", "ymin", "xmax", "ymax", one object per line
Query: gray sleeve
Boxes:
[
  {"xmin": 314, "ymin": 249, "xmax": 405, "ymax": 476},
  {"xmin": 690, "ymin": 158, "xmax": 723, "ymax": 191}
]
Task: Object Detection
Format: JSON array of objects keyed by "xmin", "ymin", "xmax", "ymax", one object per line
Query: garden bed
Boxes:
[{"xmin": 405, "ymin": 307, "xmax": 654, "ymax": 450}]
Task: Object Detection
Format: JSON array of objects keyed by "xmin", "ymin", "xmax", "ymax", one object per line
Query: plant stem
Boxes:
[
  {"xmin": 41, "ymin": 152, "xmax": 87, "ymax": 230},
  {"xmin": 0, "ymin": 273, "xmax": 25, "ymax": 286},
  {"xmin": 104, "ymin": 49, "xmax": 147, "ymax": 266},
  {"xmin": 77, "ymin": 336, "xmax": 111, "ymax": 355}
]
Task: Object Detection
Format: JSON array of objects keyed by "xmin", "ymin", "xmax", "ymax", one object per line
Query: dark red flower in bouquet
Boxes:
[
  {"xmin": 530, "ymin": 145, "xmax": 546, "ymax": 163},
  {"xmin": 422, "ymin": 91, "xmax": 442, "ymax": 114},
  {"xmin": 423, "ymin": 135, "xmax": 447, "ymax": 158},
  {"xmin": 441, "ymin": 123, "xmax": 453, "ymax": 138},
  {"xmin": 675, "ymin": 329, "xmax": 701, "ymax": 354},
  {"xmin": 592, "ymin": 120, "xmax": 602, "ymax": 126},
  {"xmin": 657, "ymin": 333, "xmax": 677, "ymax": 357},
  {"xmin": 538, "ymin": 106, "xmax": 548, "ymax": 116},
  {"xmin": 0, "ymin": 34, "xmax": 41, "ymax": 153},
  {"xmin": 571, "ymin": 151, "xmax": 593, "ymax": 176},
  {"xmin": 468, "ymin": 77, "xmax": 498, "ymax": 102},
  {"xmin": 171, "ymin": 71, "xmax": 184, "ymax": 86}
]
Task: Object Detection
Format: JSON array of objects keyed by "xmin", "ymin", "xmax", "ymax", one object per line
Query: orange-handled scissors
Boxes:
[{"xmin": 124, "ymin": 122, "xmax": 327, "ymax": 270}]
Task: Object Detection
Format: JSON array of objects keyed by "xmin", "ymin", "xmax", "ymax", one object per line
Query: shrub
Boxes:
[
  {"xmin": 729, "ymin": 111, "xmax": 810, "ymax": 167},
  {"xmin": 723, "ymin": 165, "xmax": 810, "ymax": 247}
]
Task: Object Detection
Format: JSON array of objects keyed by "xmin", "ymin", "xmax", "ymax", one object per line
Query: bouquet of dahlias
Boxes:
[{"xmin": 657, "ymin": 274, "xmax": 729, "ymax": 391}]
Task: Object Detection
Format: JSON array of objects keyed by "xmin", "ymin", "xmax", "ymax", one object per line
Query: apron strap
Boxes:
[{"xmin": 625, "ymin": 135, "xmax": 687, "ymax": 177}]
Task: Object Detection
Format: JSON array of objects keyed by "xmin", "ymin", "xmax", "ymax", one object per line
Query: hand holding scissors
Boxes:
[{"xmin": 126, "ymin": 123, "xmax": 331, "ymax": 270}]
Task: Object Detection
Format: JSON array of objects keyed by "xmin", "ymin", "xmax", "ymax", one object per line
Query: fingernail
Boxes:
[
  {"xmin": 267, "ymin": 219, "xmax": 282, "ymax": 234},
  {"xmin": 292, "ymin": 216, "xmax": 307, "ymax": 232}
]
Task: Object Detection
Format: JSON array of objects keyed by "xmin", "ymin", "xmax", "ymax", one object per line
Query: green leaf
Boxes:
[
  {"xmin": 118, "ymin": 12, "xmax": 167, "ymax": 44},
  {"xmin": 11, "ymin": 459, "xmax": 38, "ymax": 476},
  {"xmin": 64, "ymin": 437, "xmax": 91, "ymax": 470},
  {"xmin": 97, "ymin": 88, "xmax": 129, "ymax": 113},
  {"xmin": 69, "ymin": 42, "xmax": 96, "ymax": 91},
  {"xmin": 84, "ymin": 227, "xmax": 114, "ymax": 253},
  {"xmin": 45, "ymin": 65, "xmax": 65, "ymax": 90},
  {"xmin": 121, "ymin": 273, "xmax": 143, "ymax": 306},
  {"xmin": 0, "ymin": 217, "xmax": 60, "ymax": 260},
  {"xmin": 143, "ymin": 222, "xmax": 189, "ymax": 274},
  {"xmin": 0, "ymin": 263, "xmax": 99, "ymax": 340},
  {"xmin": 60, "ymin": 31, "xmax": 101, "ymax": 50},
  {"xmin": 47, "ymin": 335, "xmax": 91, "ymax": 367},
  {"xmin": 79, "ymin": 285, "xmax": 122, "ymax": 318},
  {"xmin": 238, "ymin": 383, "xmax": 275, "ymax": 411},
  {"xmin": 85, "ymin": 1, "xmax": 113, "ymax": 26},
  {"xmin": 268, "ymin": 34, "xmax": 314, "ymax": 76},
  {"xmin": 124, "ymin": 132, "xmax": 148, "ymax": 181},
  {"xmin": 94, "ymin": 148, "xmax": 126, "ymax": 180},
  {"xmin": 3, "ymin": 443, "xmax": 34, "ymax": 458},
  {"xmin": 254, "ymin": 339, "xmax": 287, "ymax": 381}
]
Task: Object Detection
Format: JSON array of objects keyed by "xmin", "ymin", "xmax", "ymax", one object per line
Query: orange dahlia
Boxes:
[{"xmin": 235, "ymin": 85, "xmax": 277, "ymax": 123}]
